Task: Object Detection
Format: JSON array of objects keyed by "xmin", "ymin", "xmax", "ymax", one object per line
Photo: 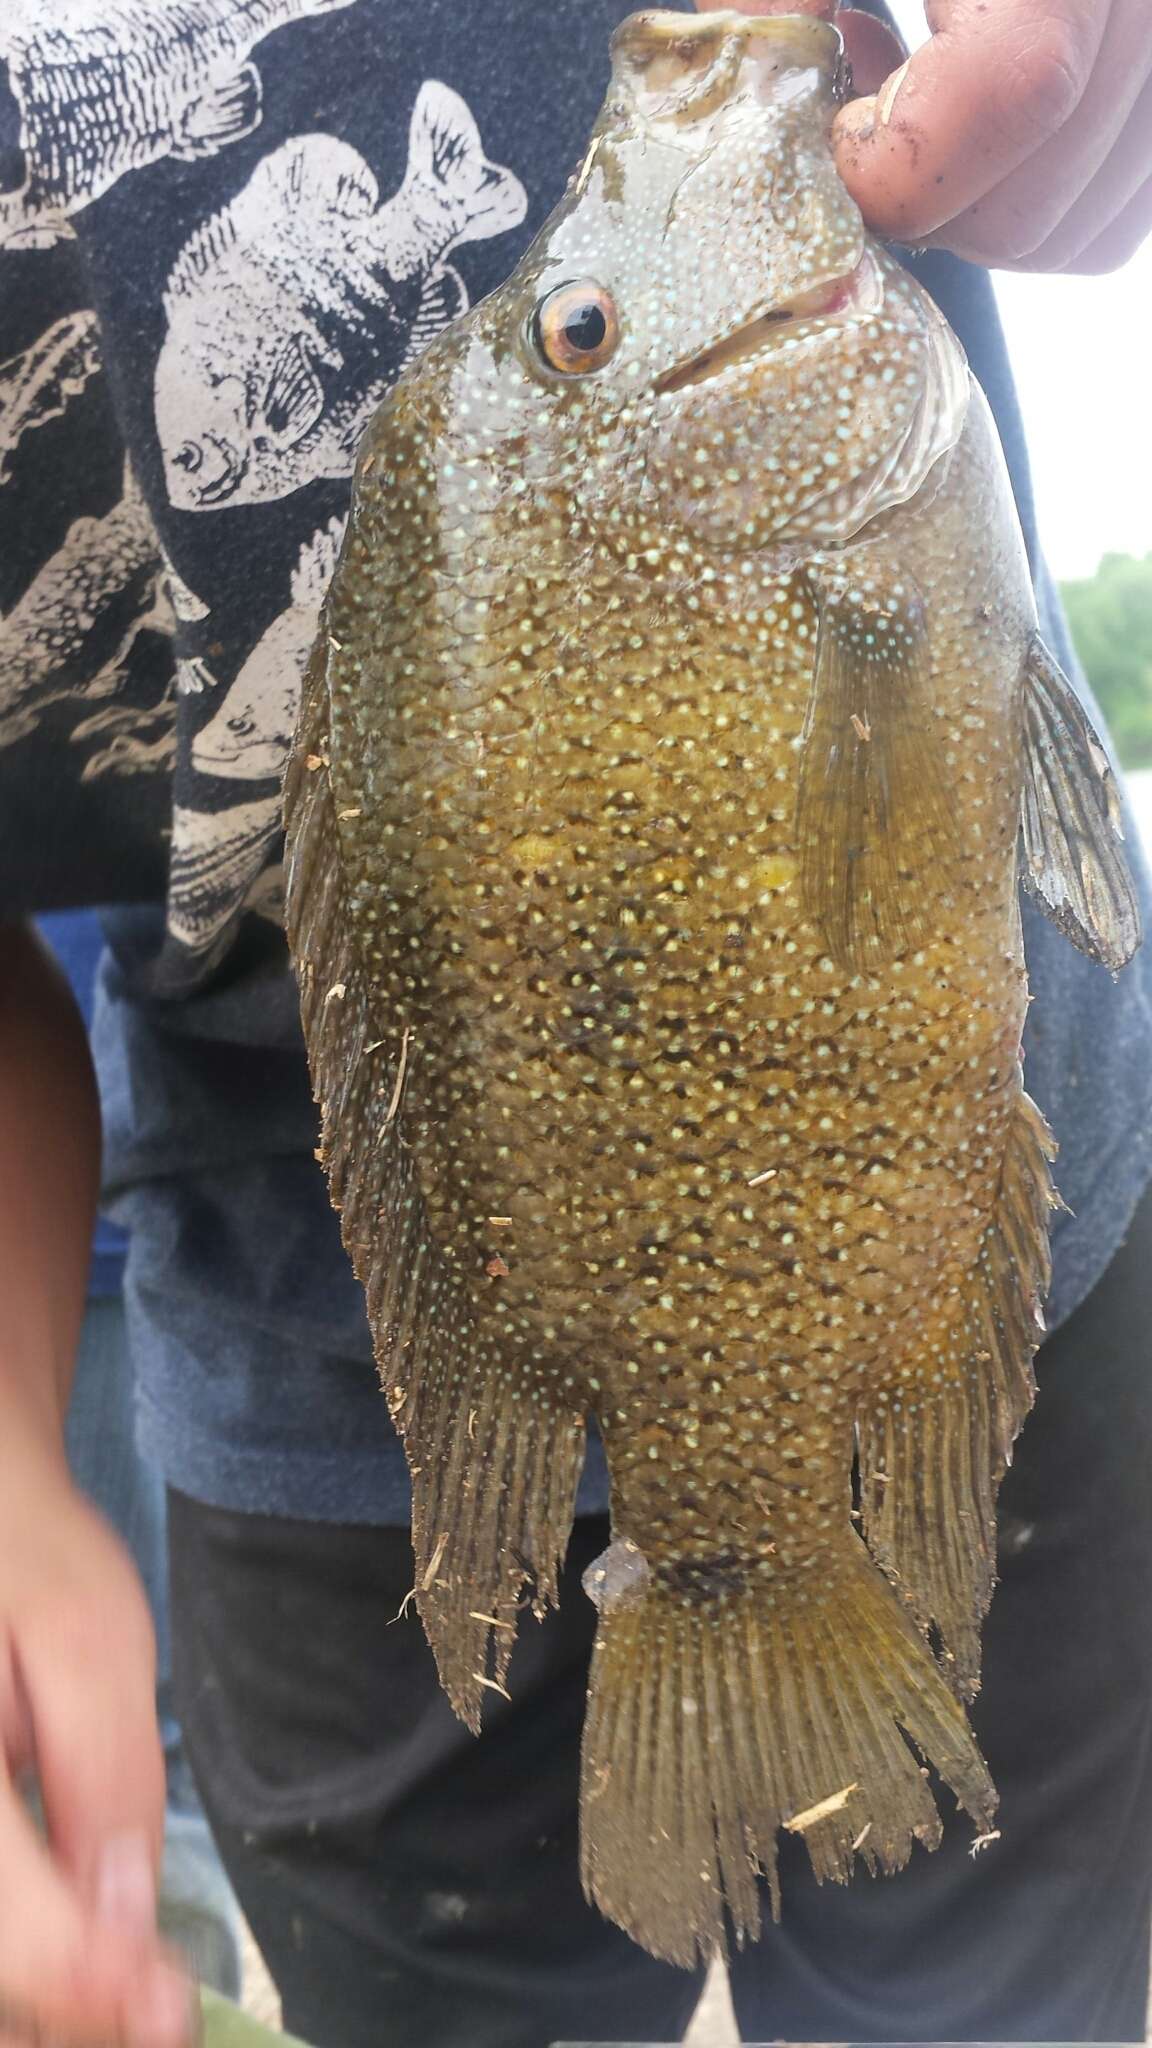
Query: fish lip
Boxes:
[
  {"xmin": 169, "ymin": 432, "xmax": 248, "ymax": 508},
  {"xmin": 195, "ymin": 443, "xmax": 249, "ymax": 505},
  {"xmin": 652, "ymin": 249, "xmax": 879, "ymax": 399},
  {"xmin": 612, "ymin": 11, "xmax": 844, "ymax": 88}
]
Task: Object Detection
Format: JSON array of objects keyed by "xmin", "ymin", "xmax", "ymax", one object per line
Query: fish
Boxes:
[
  {"xmin": 192, "ymin": 517, "xmax": 346, "ymax": 779},
  {"xmin": 166, "ymin": 791, "xmax": 280, "ymax": 953},
  {"xmin": 0, "ymin": 311, "xmax": 102, "ymax": 486},
  {"xmin": 154, "ymin": 84, "xmax": 527, "ymax": 510},
  {"xmin": 0, "ymin": 462, "xmax": 168, "ymax": 749},
  {"xmin": 74, "ymin": 687, "xmax": 177, "ymax": 781},
  {"xmin": 0, "ymin": 0, "xmax": 357, "ymax": 248},
  {"xmin": 283, "ymin": 9, "xmax": 1141, "ymax": 1969}
]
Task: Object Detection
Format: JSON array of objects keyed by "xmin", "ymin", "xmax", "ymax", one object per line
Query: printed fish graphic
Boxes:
[
  {"xmin": 0, "ymin": 462, "xmax": 169, "ymax": 749},
  {"xmin": 192, "ymin": 517, "xmax": 346, "ymax": 779},
  {"xmin": 0, "ymin": 311, "xmax": 102, "ymax": 486},
  {"xmin": 0, "ymin": 0, "xmax": 358, "ymax": 248},
  {"xmin": 74, "ymin": 687, "xmax": 177, "ymax": 781},
  {"xmin": 284, "ymin": 10, "xmax": 1141, "ymax": 1967},
  {"xmin": 155, "ymin": 84, "xmax": 527, "ymax": 510},
  {"xmin": 166, "ymin": 791, "xmax": 280, "ymax": 953}
]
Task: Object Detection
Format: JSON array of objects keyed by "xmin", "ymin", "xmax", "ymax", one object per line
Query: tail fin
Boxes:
[
  {"xmin": 403, "ymin": 81, "xmax": 527, "ymax": 249},
  {"xmin": 580, "ymin": 1531, "xmax": 995, "ymax": 1967},
  {"xmin": 290, "ymin": 514, "xmax": 348, "ymax": 608}
]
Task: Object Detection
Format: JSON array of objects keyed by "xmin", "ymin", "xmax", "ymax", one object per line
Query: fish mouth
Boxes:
[
  {"xmin": 653, "ymin": 251, "xmax": 879, "ymax": 398},
  {"xmin": 168, "ymin": 431, "xmax": 248, "ymax": 508}
]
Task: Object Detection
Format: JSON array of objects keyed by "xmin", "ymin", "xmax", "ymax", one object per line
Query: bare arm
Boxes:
[
  {"xmin": 0, "ymin": 920, "xmax": 99, "ymax": 1432},
  {"xmin": 0, "ymin": 923, "xmax": 190, "ymax": 2046}
]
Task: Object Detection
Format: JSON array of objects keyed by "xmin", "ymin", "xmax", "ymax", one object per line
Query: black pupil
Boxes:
[{"xmin": 563, "ymin": 300, "xmax": 607, "ymax": 353}]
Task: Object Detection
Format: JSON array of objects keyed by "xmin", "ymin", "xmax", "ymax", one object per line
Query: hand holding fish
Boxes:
[{"xmin": 698, "ymin": 0, "xmax": 1152, "ymax": 273}]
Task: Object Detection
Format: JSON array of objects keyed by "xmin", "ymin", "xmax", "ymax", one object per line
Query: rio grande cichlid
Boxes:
[{"xmin": 284, "ymin": 7, "xmax": 1141, "ymax": 1967}]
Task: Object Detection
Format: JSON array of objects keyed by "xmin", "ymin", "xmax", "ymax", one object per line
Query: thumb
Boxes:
[{"xmin": 0, "ymin": 1773, "xmax": 191, "ymax": 2046}]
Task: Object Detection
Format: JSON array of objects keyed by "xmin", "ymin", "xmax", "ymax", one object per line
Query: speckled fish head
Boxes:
[{"xmin": 367, "ymin": 9, "xmax": 968, "ymax": 571}]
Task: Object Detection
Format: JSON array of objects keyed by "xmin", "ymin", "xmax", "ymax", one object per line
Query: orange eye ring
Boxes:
[{"xmin": 532, "ymin": 281, "xmax": 620, "ymax": 376}]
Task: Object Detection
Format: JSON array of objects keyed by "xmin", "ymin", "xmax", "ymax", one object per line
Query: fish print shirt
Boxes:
[{"xmin": 2, "ymin": 0, "xmax": 1151, "ymax": 1520}]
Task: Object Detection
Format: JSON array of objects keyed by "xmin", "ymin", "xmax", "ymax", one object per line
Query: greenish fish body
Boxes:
[{"xmin": 285, "ymin": 9, "xmax": 1139, "ymax": 1967}]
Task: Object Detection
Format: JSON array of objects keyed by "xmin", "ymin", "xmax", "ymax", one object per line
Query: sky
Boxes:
[{"xmin": 883, "ymin": 0, "xmax": 1152, "ymax": 583}]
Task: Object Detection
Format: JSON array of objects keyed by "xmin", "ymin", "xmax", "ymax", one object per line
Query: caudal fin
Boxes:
[
  {"xmin": 580, "ymin": 1532, "xmax": 995, "ymax": 1967},
  {"xmin": 403, "ymin": 81, "xmax": 527, "ymax": 250}
]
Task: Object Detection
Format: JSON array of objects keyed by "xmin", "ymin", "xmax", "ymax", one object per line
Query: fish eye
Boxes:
[
  {"xmin": 174, "ymin": 441, "xmax": 202, "ymax": 473},
  {"xmin": 532, "ymin": 281, "xmax": 620, "ymax": 376}
]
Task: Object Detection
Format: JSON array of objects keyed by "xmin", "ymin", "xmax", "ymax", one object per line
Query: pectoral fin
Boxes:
[
  {"xmin": 173, "ymin": 64, "xmax": 263, "ymax": 159},
  {"xmin": 1020, "ymin": 635, "xmax": 1141, "ymax": 970},
  {"xmin": 262, "ymin": 336, "xmax": 327, "ymax": 447},
  {"xmin": 797, "ymin": 567, "xmax": 961, "ymax": 972}
]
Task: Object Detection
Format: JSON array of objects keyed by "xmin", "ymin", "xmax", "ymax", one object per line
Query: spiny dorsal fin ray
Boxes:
[
  {"xmin": 283, "ymin": 637, "xmax": 584, "ymax": 1732},
  {"xmin": 1020, "ymin": 634, "xmax": 1141, "ymax": 971},
  {"xmin": 857, "ymin": 1083, "xmax": 1059, "ymax": 1697},
  {"xmin": 797, "ymin": 565, "xmax": 966, "ymax": 973}
]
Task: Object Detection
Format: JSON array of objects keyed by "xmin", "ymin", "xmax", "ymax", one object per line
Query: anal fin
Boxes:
[
  {"xmin": 859, "ymin": 1084, "xmax": 1059, "ymax": 1697},
  {"xmin": 1020, "ymin": 634, "xmax": 1141, "ymax": 970},
  {"xmin": 284, "ymin": 642, "xmax": 584, "ymax": 1731}
]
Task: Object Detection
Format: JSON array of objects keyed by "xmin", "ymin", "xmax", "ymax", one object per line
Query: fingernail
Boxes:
[
  {"xmin": 95, "ymin": 1831, "xmax": 156, "ymax": 1935},
  {"xmin": 130, "ymin": 1967, "xmax": 196, "ymax": 2048},
  {"xmin": 875, "ymin": 57, "xmax": 909, "ymax": 126}
]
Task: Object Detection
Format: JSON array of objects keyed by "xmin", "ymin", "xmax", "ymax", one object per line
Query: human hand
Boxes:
[
  {"xmin": 696, "ymin": 0, "xmax": 1152, "ymax": 274},
  {"xmin": 833, "ymin": 0, "xmax": 1152, "ymax": 272},
  {"xmin": 0, "ymin": 1441, "xmax": 191, "ymax": 2047}
]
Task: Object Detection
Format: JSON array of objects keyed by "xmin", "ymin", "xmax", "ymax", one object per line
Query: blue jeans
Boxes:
[{"xmin": 65, "ymin": 1293, "xmax": 242, "ymax": 1997}]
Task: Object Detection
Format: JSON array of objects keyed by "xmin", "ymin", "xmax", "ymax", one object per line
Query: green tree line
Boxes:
[{"xmin": 1061, "ymin": 552, "xmax": 1152, "ymax": 770}]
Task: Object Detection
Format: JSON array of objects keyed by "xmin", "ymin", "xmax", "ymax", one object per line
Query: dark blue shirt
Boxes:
[{"xmin": 2, "ymin": 0, "xmax": 1150, "ymax": 1522}]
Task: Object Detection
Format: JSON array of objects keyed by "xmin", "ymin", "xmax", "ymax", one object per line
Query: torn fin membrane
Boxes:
[
  {"xmin": 859, "ymin": 1085, "xmax": 1058, "ymax": 1698},
  {"xmin": 284, "ymin": 640, "xmax": 583, "ymax": 1730},
  {"xmin": 580, "ymin": 1529, "xmax": 994, "ymax": 1968},
  {"xmin": 1020, "ymin": 635, "xmax": 1141, "ymax": 970},
  {"xmin": 797, "ymin": 567, "xmax": 963, "ymax": 973}
]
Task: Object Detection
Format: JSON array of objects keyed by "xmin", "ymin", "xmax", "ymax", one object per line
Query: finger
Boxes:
[
  {"xmin": 832, "ymin": 0, "xmax": 1108, "ymax": 241},
  {"xmin": 1063, "ymin": 169, "xmax": 1152, "ymax": 273},
  {"xmin": 901, "ymin": 0, "xmax": 1151, "ymax": 264},
  {"xmin": 916, "ymin": 60, "xmax": 1152, "ymax": 270},
  {"xmin": 0, "ymin": 1771, "xmax": 190, "ymax": 2047},
  {"xmin": 19, "ymin": 1561, "xmax": 165, "ymax": 1894},
  {"xmin": 1021, "ymin": 60, "xmax": 1152, "ymax": 269}
]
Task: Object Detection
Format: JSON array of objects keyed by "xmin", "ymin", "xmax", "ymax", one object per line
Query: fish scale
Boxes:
[{"xmin": 286, "ymin": 7, "xmax": 1140, "ymax": 1969}]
